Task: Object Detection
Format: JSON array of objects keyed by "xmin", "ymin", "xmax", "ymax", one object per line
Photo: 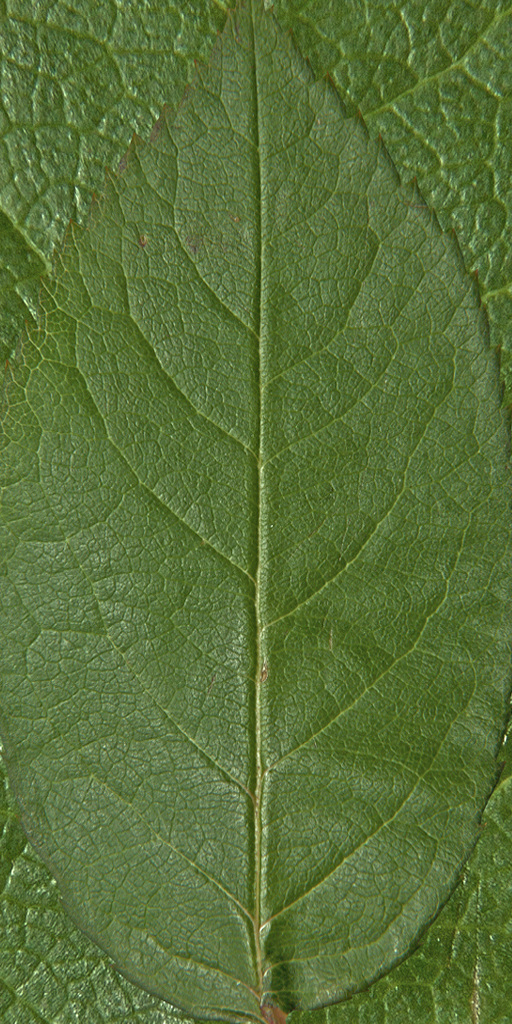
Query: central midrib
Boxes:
[{"xmin": 250, "ymin": 0, "xmax": 267, "ymax": 1003}]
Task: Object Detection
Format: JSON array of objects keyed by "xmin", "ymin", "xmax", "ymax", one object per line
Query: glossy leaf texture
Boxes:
[{"xmin": 0, "ymin": 1, "xmax": 511, "ymax": 1019}]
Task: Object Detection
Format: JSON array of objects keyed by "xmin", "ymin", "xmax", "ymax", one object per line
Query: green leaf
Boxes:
[
  {"xmin": 0, "ymin": 0, "xmax": 225, "ymax": 260},
  {"xmin": 2, "ymin": 1, "xmax": 512, "ymax": 393},
  {"xmin": 0, "ymin": 752, "xmax": 187, "ymax": 1024},
  {"xmin": 1, "ymin": 2, "xmax": 510, "ymax": 1019},
  {"xmin": 0, "ymin": 0, "xmax": 226, "ymax": 362},
  {"xmin": 0, "ymin": 214, "xmax": 45, "ymax": 364},
  {"xmin": 298, "ymin": 776, "xmax": 512, "ymax": 1024},
  {"xmin": 3, "ymin": 753, "xmax": 511, "ymax": 1024},
  {"xmin": 272, "ymin": 0, "xmax": 512, "ymax": 402}
]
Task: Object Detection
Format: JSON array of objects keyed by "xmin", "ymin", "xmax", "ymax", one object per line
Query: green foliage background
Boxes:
[{"xmin": 0, "ymin": 1, "xmax": 511, "ymax": 1020}]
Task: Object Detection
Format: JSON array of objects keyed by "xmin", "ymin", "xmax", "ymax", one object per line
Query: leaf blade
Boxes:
[{"xmin": 1, "ymin": 1, "xmax": 511, "ymax": 1019}]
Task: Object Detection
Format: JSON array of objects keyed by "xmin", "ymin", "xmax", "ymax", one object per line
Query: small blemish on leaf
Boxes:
[
  {"xmin": 186, "ymin": 235, "xmax": 203, "ymax": 255},
  {"xmin": 329, "ymin": 628, "xmax": 333, "ymax": 651},
  {"xmin": 138, "ymin": 234, "xmax": 148, "ymax": 248},
  {"xmin": 261, "ymin": 1004, "xmax": 287, "ymax": 1024},
  {"xmin": 150, "ymin": 117, "xmax": 164, "ymax": 143},
  {"xmin": 260, "ymin": 661, "xmax": 268, "ymax": 683}
]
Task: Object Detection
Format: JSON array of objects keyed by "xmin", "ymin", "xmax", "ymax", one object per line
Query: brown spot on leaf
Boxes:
[
  {"xmin": 260, "ymin": 661, "xmax": 268, "ymax": 683},
  {"xmin": 261, "ymin": 1005, "xmax": 287, "ymax": 1024},
  {"xmin": 138, "ymin": 234, "xmax": 148, "ymax": 248}
]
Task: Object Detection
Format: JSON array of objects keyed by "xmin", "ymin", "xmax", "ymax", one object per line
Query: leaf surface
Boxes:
[
  {"xmin": 0, "ymin": 753, "xmax": 187, "ymax": 1024},
  {"xmin": 0, "ymin": 0, "xmax": 225, "ymax": 363},
  {"xmin": 0, "ymin": 1, "xmax": 511, "ymax": 1019},
  {"xmin": 2, "ymin": 748, "xmax": 511, "ymax": 1024},
  {"xmin": 273, "ymin": 0, "xmax": 512, "ymax": 400},
  {"xmin": 300, "ymin": 777, "xmax": 512, "ymax": 1024},
  {"xmin": 2, "ymin": 1, "xmax": 511, "ymax": 389}
]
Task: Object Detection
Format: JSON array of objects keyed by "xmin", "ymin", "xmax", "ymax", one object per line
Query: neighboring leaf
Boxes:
[
  {"xmin": 1, "ymin": 1, "xmax": 511, "ymax": 1021},
  {"xmin": 0, "ymin": 0, "xmax": 226, "ymax": 260}
]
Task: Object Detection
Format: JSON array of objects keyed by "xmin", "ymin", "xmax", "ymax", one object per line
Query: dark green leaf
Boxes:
[
  {"xmin": 308, "ymin": 773, "xmax": 512, "ymax": 1024},
  {"xmin": 0, "ymin": 0, "xmax": 225, "ymax": 362},
  {"xmin": 0, "ymin": 753, "xmax": 188, "ymax": 1024},
  {"xmin": 0, "ymin": 213, "xmax": 45, "ymax": 363},
  {"xmin": 1, "ymin": 2, "xmax": 510, "ymax": 1020},
  {"xmin": 273, "ymin": 0, "xmax": 512, "ymax": 401}
]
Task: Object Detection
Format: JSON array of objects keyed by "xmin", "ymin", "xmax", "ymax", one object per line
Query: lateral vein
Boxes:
[{"xmin": 90, "ymin": 773, "xmax": 255, "ymax": 925}]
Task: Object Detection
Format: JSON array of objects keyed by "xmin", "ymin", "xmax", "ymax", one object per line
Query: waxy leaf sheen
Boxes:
[{"xmin": 0, "ymin": 2, "xmax": 511, "ymax": 1020}]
